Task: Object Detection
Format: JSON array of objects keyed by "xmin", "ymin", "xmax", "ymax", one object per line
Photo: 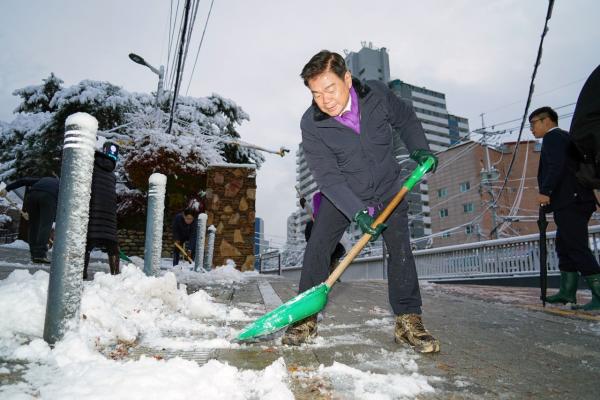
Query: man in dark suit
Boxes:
[
  {"xmin": 282, "ymin": 50, "xmax": 439, "ymax": 353},
  {"xmin": 531, "ymin": 106, "xmax": 600, "ymax": 310}
]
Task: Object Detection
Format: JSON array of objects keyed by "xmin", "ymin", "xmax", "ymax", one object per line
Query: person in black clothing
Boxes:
[
  {"xmin": 531, "ymin": 106, "xmax": 600, "ymax": 310},
  {"xmin": 172, "ymin": 208, "xmax": 197, "ymax": 266},
  {"xmin": 83, "ymin": 142, "xmax": 121, "ymax": 280},
  {"xmin": 5, "ymin": 176, "xmax": 59, "ymax": 263}
]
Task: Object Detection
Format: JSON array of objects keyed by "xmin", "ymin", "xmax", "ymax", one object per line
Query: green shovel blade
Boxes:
[{"xmin": 237, "ymin": 282, "xmax": 330, "ymax": 341}]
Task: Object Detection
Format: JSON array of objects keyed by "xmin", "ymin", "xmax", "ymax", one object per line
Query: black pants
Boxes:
[
  {"xmin": 299, "ymin": 195, "xmax": 422, "ymax": 315},
  {"xmin": 84, "ymin": 239, "xmax": 120, "ymax": 278},
  {"xmin": 24, "ymin": 190, "xmax": 56, "ymax": 259},
  {"xmin": 554, "ymin": 202, "xmax": 600, "ymax": 276}
]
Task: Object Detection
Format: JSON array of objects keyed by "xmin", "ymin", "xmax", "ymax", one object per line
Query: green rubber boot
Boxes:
[
  {"xmin": 546, "ymin": 271, "xmax": 578, "ymax": 304},
  {"xmin": 573, "ymin": 274, "xmax": 600, "ymax": 311}
]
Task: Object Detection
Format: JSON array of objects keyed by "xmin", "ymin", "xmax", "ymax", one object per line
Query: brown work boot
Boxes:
[
  {"xmin": 395, "ymin": 313, "xmax": 440, "ymax": 354},
  {"xmin": 281, "ymin": 315, "xmax": 318, "ymax": 346}
]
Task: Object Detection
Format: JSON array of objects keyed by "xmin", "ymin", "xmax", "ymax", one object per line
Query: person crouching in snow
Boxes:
[
  {"xmin": 83, "ymin": 142, "xmax": 121, "ymax": 279},
  {"xmin": 172, "ymin": 208, "xmax": 197, "ymax": 266}
]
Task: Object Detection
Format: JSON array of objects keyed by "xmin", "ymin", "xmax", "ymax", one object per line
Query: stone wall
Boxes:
[
  {"xmin": 118, "ymin": 228, "xmax": 174, "ymax": 259},
  {"xmin": 117, "ymin": 164, "xmax": 257, "ymax": 270},
  {"xmin": 205, "ymin": 165, "xmax": 256, "ymax": 271}
]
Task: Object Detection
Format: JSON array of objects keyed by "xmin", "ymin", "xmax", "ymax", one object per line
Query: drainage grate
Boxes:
[{"xmin": 127, "ymin": 346, "xmax": 213, "ymax": 365}]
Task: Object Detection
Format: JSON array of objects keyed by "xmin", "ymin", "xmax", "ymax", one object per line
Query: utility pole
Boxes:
[{"xmin": 478, "ymin": 124, "xmax": 499, "ymax": 239}]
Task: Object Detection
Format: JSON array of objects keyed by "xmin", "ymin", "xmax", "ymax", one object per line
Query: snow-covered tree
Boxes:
[{"xmin": 0, "ymin": 74, "xmax": 264, "ymax": 226}]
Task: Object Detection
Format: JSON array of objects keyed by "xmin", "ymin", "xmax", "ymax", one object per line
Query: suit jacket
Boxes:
[
  {"xmin": 301, "ymin": 78, "xmax": 429, "ymax": 220},
  {"xmin": 537, "ymin": 127, "xmax": 595, "ymax": 211}
]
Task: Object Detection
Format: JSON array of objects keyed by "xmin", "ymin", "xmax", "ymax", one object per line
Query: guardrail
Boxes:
[
  {"xmin": 412, "ymin": 225, "xmax": 600, "ymax": 280},
  {"xmin": 277, "ymin": 225, "xmax": 600, "ymax": 281}
]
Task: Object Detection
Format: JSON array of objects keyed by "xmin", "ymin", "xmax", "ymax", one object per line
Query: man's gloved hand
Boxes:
[
  {"xmin": 354, "ymin": 209, "xmax": 387, "ymax": 242},
  {"xmin": 410, "ymin": 149, "xmax": 438, "ymax": 173}
]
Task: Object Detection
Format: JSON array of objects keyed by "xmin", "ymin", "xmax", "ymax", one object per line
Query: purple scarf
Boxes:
[{"xmin": 334, "ymin": 86, "xmax": 360, "ymax": 134}]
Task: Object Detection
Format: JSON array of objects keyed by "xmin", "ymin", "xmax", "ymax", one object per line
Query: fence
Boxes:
[
  {"xmin": 258, "ymin": 250, "xmax": 281, "ymax": 275},
  {"xmin": 277, "ymin": 225, "xmax": 600, "ymax": 282},
  {"xmin": 413, "ymin": 225, "xmax": 600, "ymax": 280},
  {"xmin": 0, "ymin": 229, "xmax": 18, "ymax": 244}
]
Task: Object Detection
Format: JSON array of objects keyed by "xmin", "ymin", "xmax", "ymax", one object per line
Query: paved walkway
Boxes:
[{"xmin": 1, "ymin": 246, "xmax": 599, "ymax": 399}]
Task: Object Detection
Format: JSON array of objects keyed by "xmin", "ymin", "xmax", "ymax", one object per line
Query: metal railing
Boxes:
[
  {"xmin": 277, "ymin": 225, "xmax": 600, "ymax": 282},
  {"xmin": 259, "ymin": 251, "xmax": 281, "ymax": 275},
  {"xmin": 413, "ymin": 225, "xmax": 600, "ymax": 280},
  {"xmin": 0, "ymin": 229, "xmax": 18, "ymax": 244}
]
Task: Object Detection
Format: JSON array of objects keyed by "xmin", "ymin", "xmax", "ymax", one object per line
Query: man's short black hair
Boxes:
[
  {"xmin": 300, "ymin": 50, "xmax": 348, "ymax": 87},
  {"xmin": 529, "ymin": 106, "xmax": 558, "ymax": 124},
  {"xmin": 183, "ymin": 208, "xmax": 195, "ymax": 217}
]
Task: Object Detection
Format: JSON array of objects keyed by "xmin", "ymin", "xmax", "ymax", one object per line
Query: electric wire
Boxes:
[{"xmin": 185, "ymin": 0, "xmax": 215, "ymax": 95}]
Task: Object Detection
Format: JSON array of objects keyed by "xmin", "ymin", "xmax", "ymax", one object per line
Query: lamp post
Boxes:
[{"xmin": 128, "ymin": 52, "xmax": 164, "ymax": 105}]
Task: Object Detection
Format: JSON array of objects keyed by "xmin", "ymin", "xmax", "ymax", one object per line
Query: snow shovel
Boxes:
[
  {"xmin": 174, "ymin": 241, "xmax": 194, "ymax": 264},
  {"xmin": 119, "ymin": 249, "xmax": 132, "ymax": 263},
  {"xmin": 236, "ymin": 157, "xmax": 436, "ymax": 341},
  {"xmin": 537, "ymin": 205, "xmax": 548, "ymax": 307}
]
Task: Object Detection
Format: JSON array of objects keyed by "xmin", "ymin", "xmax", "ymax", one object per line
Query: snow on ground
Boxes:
[
  {"xmin": 0, "ymin": 264, "xmax": 294, "ymax": 399},
  {"xmin": 0, "ymin": 261, "xmax": 437, "ymax": 399},
  {"xmin": 168, "ymin": 259, "xmax": 259, "ymax": 285},
  {"xmin": 0, "ymin": 240, "xmax": 29, "ymax": 249}
]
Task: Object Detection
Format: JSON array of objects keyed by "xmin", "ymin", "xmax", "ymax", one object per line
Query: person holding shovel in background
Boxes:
[{"xmin": 282, "ymin": 50, "xmax": 440, "ymax": 353}]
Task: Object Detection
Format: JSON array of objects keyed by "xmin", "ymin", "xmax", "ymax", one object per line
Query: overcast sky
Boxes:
[{"xmin": 1, "ymin": 0, "xmax": 598, "ymax": 245}]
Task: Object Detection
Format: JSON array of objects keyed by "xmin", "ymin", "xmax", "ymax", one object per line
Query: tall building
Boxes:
[
  {"xmin": 345, "ymin": 42, "xmax": 390, "ymax": 82},
  {"xmin": 254, "ymin": 217, "xmax": 269, "ymax": 269}
]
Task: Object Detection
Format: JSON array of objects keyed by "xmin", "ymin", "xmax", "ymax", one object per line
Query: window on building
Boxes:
[
  {"xmin": 465, "ymin": 225, "xmax": 474, "ymax": 234},
  {"xmin": 442, "ymin": 231, "xmax": 451, "ymax": 238},
  {"xmin": 459, "ymin": 181, "xmax": 471, "ymax": 192},
  {"xmin": 437, "ymin": 187, "xmax": 447, "ymax": 198},
  {"xmin": 463, "ymin": 203, "xmax": 474, "ymax": 213},
  {"xmin": 439, "ymin": 208, "xmax": 448, "ymax": 218}
]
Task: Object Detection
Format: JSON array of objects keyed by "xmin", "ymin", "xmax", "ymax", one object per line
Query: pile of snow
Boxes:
[
  {"xmin": 0, "ymin": 239, "xmax": 29, "ymax": 249},
  {"xmin": 0, "ymin": 265, "xmax": 296, "ymax": 399},
  {"xmin": 170, "ymin": 260, "xmax": 259, "ymax": 286},
  {"xmin": 0, "ymin": 261, "xmax": 437, "ymax": 399},
  {"xmin": 316, "ymin": 362, "xmax": 435, "ymax": 399}
]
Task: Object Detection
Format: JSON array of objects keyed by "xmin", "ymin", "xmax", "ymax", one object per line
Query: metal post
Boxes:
[
  {"xmin": 205, "ymin": 224, "xmax": 216, "ymax": 270},
  {"xmin": 144, "ymin": 173, "xmax": 167, "ymax": 276},
  {"xmin": 43, "ymin": 112, "xmax": 97, "ymax": 345},
  {"xmin": 194, "ymin": 213, "xmax": 207, "ymax": 272}
]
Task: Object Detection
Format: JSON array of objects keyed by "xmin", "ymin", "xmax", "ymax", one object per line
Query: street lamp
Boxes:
[{"xmin": 128, "ymin": 52, "xmax": 164, "ymax": 105}]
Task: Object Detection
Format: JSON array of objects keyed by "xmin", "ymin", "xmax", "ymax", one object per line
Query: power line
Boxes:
[
  {"xmin": 167, "ymin": 0, "xmax": 193, "ymax": 136},
  {"xmin": 185, "ymin": 0, "xmax": 216, "ymax": 95},
  {"xmin": 165, "ymin": 0, "xmax": 181, "ymax": 91},
  {"xmin": 480, "ymin": 77, "xmax": 586, "ymax": 116},
  {"xmin": 489, "ymin": 0, "xmax": 555, "ymax": 219},
  {"xmin": 483, "ymin": 102, "xmax": 575, "ymax": 131}
]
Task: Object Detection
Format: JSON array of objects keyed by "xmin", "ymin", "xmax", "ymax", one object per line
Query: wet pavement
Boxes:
[{"xmin": 1, "ymin": 245, "xmax": 599, "ymax": 399}]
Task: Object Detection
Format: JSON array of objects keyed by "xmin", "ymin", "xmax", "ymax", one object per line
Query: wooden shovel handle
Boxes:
[
  {"xmin": 174, "ymin": 242, "xmax": 194, "ymax": 263},
  {"xmin": 325, "ymin": 186, "xmax": 410, "ymax": 287}
]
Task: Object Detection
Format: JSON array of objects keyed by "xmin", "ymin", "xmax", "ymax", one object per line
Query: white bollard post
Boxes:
[
  {"xmin": 194, "ymin": 213, "xmax": 208, "ymax": 272},
  {"xmin": 143, "ymin": 173, "xmax": 167, "ymax": 276},
  {"xmin": 43, "ymin": 113, "xmax": 97, "ymax": 345},
  {"xmin": 205, "ymin": 224, "xmax": 216, "ymax": 271}
]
